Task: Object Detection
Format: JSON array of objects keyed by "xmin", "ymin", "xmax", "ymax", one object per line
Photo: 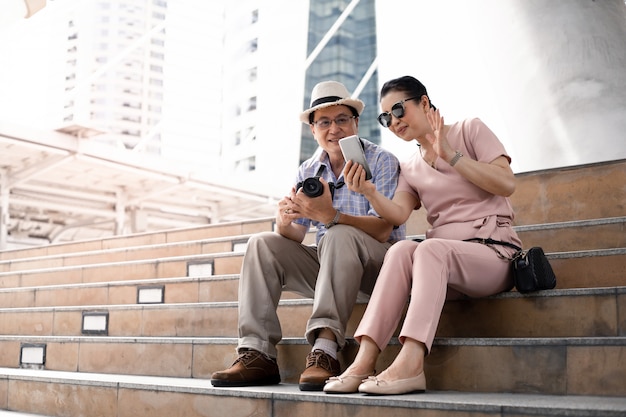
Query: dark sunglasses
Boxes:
[{"xmin": 377, "ymin": 96, "xmax": 419, "ymax": 128}]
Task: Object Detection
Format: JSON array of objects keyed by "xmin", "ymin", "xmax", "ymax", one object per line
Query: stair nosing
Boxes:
[
  {"xmin": 0, "ymin": 251, "xmax": 244, "ymax": 277},
  {"xmin": 0, "ymin": 274, "xmax": 240, "ymax": 293},
  {"xmin": 0, "ymin": 285, "xmax": 624, "ymax": 312},
  {"xmin": 0, "ymin": 246, "xmax": 624, "ymax": 279},
  {"xmin": 1, "ymin": 335, "xmax": 625, "ymax": 347},
  {"xmin": 513, "ymin": 216, "xmax": 626, "ymax": 232},
  {"xmin": 0, "ymin": 233, "xmax": 257, "ymax": 266},
  {"xmin": 2, "ymin": 215, "xmax": 624, "ymax": 276},
  {"xmin": 0, "ymin": 367, "xmax": 624, "ymax": 415}
]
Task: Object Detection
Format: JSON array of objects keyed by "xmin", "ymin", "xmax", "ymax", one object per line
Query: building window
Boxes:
[
  {"xmin": 235, "ymin": 156, "xmax": 256, "ymax": 172},
  {"xmin": 248, "ymin": 67, "xmax": 257, "ymax": 82},
  {"xmin": 244, "ymin": 127, "xmax": 255, "ymax": 142},
  {"xmin": 247, "ymin": 96, "xmax": 257, "ymax": 112},
  {"xmin": 248, "ymin": 38, "xmax": 258, "ymax": 53}
]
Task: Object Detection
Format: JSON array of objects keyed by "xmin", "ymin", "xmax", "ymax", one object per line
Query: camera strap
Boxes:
[{"xmin": 316, "ymin": 164, "xmax": 346, "ymax": 190}]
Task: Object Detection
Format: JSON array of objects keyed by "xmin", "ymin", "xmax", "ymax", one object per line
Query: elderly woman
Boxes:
[{"xmin": 324, "ymin": 75, "xmax": 522, "ymax": 395}]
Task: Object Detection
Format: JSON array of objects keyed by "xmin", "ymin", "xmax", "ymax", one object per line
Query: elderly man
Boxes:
[{"xmin": 211, "ymin": 80, "xmax": 405, "ymax": 391}]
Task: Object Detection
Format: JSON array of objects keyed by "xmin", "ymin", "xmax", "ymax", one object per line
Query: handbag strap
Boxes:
[
  {"xmin": 464, "ymin": 237, "xmax": 522, "ymax": 261},
  {"xmin": 464, "ymin": 237, "xmax": 522, "ymax": 252}
]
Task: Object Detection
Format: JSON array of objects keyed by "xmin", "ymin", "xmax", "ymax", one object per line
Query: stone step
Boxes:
[
  {"xmin": 2, "ymin": 216, "xmax": 623, "ymax": 276},
  {"xmin": 1, "ymin": 245, "xmax": 624, "ymax": 294},
  {"xmin": 0, "ymin": 274, "xmax": 307, "ymax": 308},
  {"xmin": 3, "ymin": 245, "xmax": 623, "ymax": 308},
  {"xmin": 0, "ymin": 160, "xmax": 621, "ymax": 417},
  {"xmin": 0, "ymin": 218, "xmax": 275, "ymax": 262},
  {"xmin": 0, "ymin": 159, "xmax": 621, "ymax": 264},
  {"xmin": 0, "ymin": 234, "xmax": 256, "ymax": 274},
  {"xmin": 512, "ymin": 216, "xmax": 626, "ymax": 252},
  {"xmin": 403, "ymin": 160, "xmax": 626, "ymax": 236},
  {"xmin": 1, "ymin": 367, "xmax": 625, "ymax": 417},
  {"xmin": 1, "ymin": 335, "xmax": 625, "ymax": 397},
  {"xmin": 0, "ymin": 286, "xmax": 622, "ymax": 339},
  {"xmin": 546, "ymin": 248, "xmax": 626, "ymax": 289},
  {"xmin": 0, "ymin": 252, "xmax": 243, "ymax": 289},
  {"xmin": 0, "ymin": 275, "xmax": 241, "ymax": 308},
  {"xmin": 509, "ymin": 160, "xmax": 626, "ymax": 227}
]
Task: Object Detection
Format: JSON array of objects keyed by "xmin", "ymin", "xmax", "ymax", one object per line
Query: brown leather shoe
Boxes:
[
  {"xmin": 298, "ymin": 349, "xmax": 340, "ymax": 391},
  {"xmin": 210, "ymin": 349, "xmax": 281, "ymax": 387}
]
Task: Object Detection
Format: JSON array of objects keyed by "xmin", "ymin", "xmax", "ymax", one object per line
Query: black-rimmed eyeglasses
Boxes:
[
  {"xmin": 377, "ymin": 96, "xmax": 419, "ymax": 128},
  {"xmin": 312, "ymin": 115, "xmax": 356, "ymax": 130}
]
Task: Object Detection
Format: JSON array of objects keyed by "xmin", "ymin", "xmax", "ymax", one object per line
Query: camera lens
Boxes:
[{"xmin": 302, "ymin": 177, "xmax": 324, "ymax": 197}]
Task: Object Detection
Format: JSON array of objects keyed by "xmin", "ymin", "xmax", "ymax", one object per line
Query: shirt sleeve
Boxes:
[
  {"xmin": 368, "ymin": 148, "xmax": 401, "ymax": 217},
  {"xmin": 463, "ymin": 118, "xmax": 511, "ymax": 164}
]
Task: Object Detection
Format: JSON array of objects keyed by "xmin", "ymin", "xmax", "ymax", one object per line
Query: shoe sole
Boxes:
[
  {"xmin": 211, "ymin": 376, "xmax": 281, "ymax": 387},
  {"xmin": 361, "ymin": 388, "xmax": 426, "ymax": 396},
  {"xmin": 298, "ymin": 382, "xmax": 325, "ymax": 391}
]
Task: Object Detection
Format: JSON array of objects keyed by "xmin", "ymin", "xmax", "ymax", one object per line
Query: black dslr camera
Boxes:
[
  {"xmin": 296, "ymin": 176, "xmax": 336, "ymax": 198},
  {"xmin": 296, "ymin": 165, "xmax": 339, "ymax": 198}
]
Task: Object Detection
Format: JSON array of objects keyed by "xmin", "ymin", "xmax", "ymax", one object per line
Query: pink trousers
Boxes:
[{"xmin": 354, "ymin": 237, "xmax": 515, "ymax": 353}]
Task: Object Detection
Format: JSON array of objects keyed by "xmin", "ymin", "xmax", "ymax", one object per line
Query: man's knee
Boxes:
[
  {"xmin": 318, "ymin": 225, "xmax": 361, "ymax": 249},
  {"xmin": 245, "ymin": 231, "xmax": 285, "ymax": 252}
]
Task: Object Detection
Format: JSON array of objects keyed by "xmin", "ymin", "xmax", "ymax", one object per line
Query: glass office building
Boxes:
[{"xmin": 300, "ymin": 0, "xmax": 380, "ymax": 164}]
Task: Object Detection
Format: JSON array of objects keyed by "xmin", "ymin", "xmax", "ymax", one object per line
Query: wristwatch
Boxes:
[
  {"xmin": 449, "ymin": 150, "xmax": 464, "ymax": 166},
  {"xmin": 325, "ymin": 210, "xmax": 341, "ymax": 229}
]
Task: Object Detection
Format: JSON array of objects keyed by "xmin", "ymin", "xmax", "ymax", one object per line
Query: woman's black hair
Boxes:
[{"xmin": 380, "ymin": 75, "xmax": 436, "ymax": 110}]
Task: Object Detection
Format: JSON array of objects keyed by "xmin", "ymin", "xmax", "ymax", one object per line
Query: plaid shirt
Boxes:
[{"xmin": 293, "ymin": 138, "xmax": 406, "ymax": 244}]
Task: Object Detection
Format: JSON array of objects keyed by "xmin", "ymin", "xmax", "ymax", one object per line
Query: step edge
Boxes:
[
  {"xmin": 0, "ymin": 285, "xmax": 625, "ymax": 312},
  {"xmin": 6, "ymin": 214, "xmax": 622, "ymax": 266},
  {"xmin": 0, "ymin": 233, "xmax": 258, "ymax": 266},
  {"xmin": 0, "ymin": 252, "xmax": 244, "ymax": 277},
  {"xmin": 1, "ymin": 367, "xmax": 625, "ymax": 415},
  {"xmin": 1, "ymin": 246, "xmax": 624, "ymax": 278},
  {"xmin": 1, "ymin": 335, "xmax": 624, "ymax": 347},
  {"xmin": 0, "ymin": 274, "xmax": 240, "ymax": 293}
]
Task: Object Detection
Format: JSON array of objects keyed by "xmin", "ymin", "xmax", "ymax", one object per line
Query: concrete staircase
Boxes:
[{"xmin": 0, "ymin": 160, "xmax": 625, "ymax": 417}]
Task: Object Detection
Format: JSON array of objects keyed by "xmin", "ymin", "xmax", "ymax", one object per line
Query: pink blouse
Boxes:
[{"xmin": 396, "ymin": 118, "xmax": 517, "ymax": 241}]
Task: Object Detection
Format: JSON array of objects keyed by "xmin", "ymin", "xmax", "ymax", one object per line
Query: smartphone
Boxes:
[{"xmin": 339, "ymin": 135, "xmax": 372, "ymax": 180}]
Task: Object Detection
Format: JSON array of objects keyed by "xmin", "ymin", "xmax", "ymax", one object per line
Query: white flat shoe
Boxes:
[
  {"xmin": 323, "ymin": 372, "xmax": 375, "ymax": 394},
  {"xmin": 358, "ymin": 372, "xmax": 426, "ymax": 395}
]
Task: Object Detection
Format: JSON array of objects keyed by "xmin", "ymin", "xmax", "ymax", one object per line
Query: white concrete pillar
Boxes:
[
  {"xmin": 0, "ymin": 171, "xmax": 8, "ymax": 250},
  {"xmin": 130, "ymin": 208, "xmax": 148, "ymax": 233},
  {"xmin": 115, "ymin": 190, "xmax": 126, "ymax": 235},
  {"xmin": 475, "ymin": 0, "xmax": 626, "ymax": 171},
  {"xmin": 376, "ymin": 0, "xmax": 626, "ymax": 172}
]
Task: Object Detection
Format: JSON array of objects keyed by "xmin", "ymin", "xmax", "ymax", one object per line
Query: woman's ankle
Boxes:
[
  {"xmin": 344, "ymin": 336, "xmax": 379, "ymax": 376},
  {"xmin": 377, "ymin": 338, "xmax": 426, "ymax": 380}
]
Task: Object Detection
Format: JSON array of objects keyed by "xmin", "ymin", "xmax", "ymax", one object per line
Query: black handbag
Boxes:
[
  {"xmin": 465, "ymin": 238, "xmax": 557, "ymax": 293},
  {"xmin": 511, "ymin": 246, "xmax": 557, "ymax": 293}
]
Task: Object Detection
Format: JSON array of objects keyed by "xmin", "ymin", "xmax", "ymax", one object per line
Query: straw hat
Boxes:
[{"xmin": 299, "ymin": 81, "xmax": 365, "ymax": 124}]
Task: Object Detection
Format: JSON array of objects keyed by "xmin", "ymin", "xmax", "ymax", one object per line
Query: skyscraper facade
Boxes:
[
  {"xmin": 65, "ymin": 0, "xmax": 169, "ymax": 152},
  {"xmin": 301, "ymin": 0, "xmax": 380, "ymax": 164},
  {"xmin": 218, "ymin": 0, "xmax": 308, "ymax": 196}
]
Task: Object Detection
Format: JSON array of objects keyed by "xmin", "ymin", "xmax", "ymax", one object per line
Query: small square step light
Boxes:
[
  {"xmin": 232, "ymin": 239, "xmax": 248, "ymax": 252},
  {"xmin": 82, "ymin": 311, "xmax": 109, "ymax": 335},
  {"xmin": 187, "ymin": 260, "xmax": 213, "ymax": 277},
  {"xmin": 137, "ymin": 285, "xmax": 164, "ymax": 304},
  {"xmin": 20, "ymin": 343, "xmax": 46, "ymax": 368}
]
